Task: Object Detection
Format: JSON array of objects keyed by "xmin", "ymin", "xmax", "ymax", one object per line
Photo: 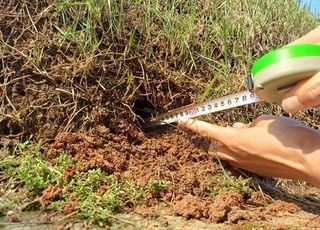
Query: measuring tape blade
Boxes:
[{"xmin": 146, "ymin": 90, "xmax": 261, "ymax": 127}]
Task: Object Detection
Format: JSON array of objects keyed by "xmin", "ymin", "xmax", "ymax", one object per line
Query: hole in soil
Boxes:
[
  {"xmin": 10, "ymin": 121, "xmax": 22, "ymax": 135},
  {"xmin": 0, "ymin": 120, "xmax": 10, "ymax": 135},
  {"xmin": 133, "ymin": 97, "xmax": 157, "ymax": 123}
]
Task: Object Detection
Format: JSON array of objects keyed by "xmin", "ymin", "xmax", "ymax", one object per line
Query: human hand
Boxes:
[
  {"xmin": 282, "ymin": 26, "xmax": 320, "ymax": 113},
  {"xmin": 179, "ymin": 115, "xmax": 320, "ymax": 187}
]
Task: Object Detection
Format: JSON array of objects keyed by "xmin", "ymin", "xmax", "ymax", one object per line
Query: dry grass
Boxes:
[{"xmin": 0, "ymin": 0, "xmax": 319, "ymax": 139}]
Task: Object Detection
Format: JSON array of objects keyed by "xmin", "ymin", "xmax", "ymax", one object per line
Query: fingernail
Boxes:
[
  {"xmin": 179, "ymin": 117, "xmax": 189, "ymax": 122},
  {"xmin": 282, "ymin": 95, "xmax": 304, "ymax": 113},
  {"xmin": 178, "ymin": 118, "xmax": 193, "ymax": 127},
  {"xmin": 233, "ymin": 122, "xmax": 246, "ymax": 128},
  {"xmin": 178, "ymin": 117, "xmax": 189, "ymax": 125}
]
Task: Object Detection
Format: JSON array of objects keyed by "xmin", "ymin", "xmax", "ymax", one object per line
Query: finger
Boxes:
[
  {"xmin": 247, "ymin": 115, "xmax": 275, "ymax": 127},
  {"xmin": 290, "ymin": 25, "xmax": 320, "ymax": 44},
  {"xmin": 232, "ymin": 122, "xmax": 247, "ymax": 128},
  {"xmin": 215, "ymin": 151, "xmax": 238, "ymax": 163},
  {"xmin": 208, "ymin": 143, "xmax": 240, "ymax": 163},
  {"xmin": 179, "ymin": 118, "xmax": 235, "ymax": 144},
  {"xmin": 282, "ymin": 72, "xmax": 320, "ymax": 113}
]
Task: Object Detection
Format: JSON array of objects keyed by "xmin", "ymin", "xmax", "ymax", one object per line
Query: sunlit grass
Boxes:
[{"xmin": 52, "ymin": 0, "xmax": 318, "ymax": 99}]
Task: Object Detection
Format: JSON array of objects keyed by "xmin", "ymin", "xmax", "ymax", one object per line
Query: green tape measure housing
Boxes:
[
  {"xmin": 250, "ymin": 43, "xmax": 320, "ymax": 104},
  {"xmin": 252, "ymin": 44, "xmax": 320, "ymax": 75}
]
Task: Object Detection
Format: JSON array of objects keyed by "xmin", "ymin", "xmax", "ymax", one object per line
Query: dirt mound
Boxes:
[
  {"xmin": 173, "ymin": 195, "xmax": 211, "ymax": 219},
  {"xmin": 208, "ymin": 191, "xmax": 244, "ymax": 223},
  {"xmin": 172, "ymin": 191, "xmax": 244, "ymax": 223},
  {"xmin": 46, "ymin": 126, "xmax": 215, "ymax": 199},
  {"xmin": 43, "ymin": 127, "xmax": 318, "ymax": 224}
]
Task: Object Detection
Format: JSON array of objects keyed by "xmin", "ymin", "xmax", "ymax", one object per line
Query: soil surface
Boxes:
[
  {"xmin": 1, "ymin": 210, "xmax": 320, "ymax": 229},
  {"xmin": 39, "ymin": 126, "xmax": 320, "ymax": 227}
]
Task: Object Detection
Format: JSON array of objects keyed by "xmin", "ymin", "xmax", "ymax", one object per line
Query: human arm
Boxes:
[{"xmin": 179, "ymin": 26, "xmax": 320, "ymax": 186}]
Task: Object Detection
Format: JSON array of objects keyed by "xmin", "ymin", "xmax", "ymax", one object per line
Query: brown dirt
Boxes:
[
  {"xmin": 173, "ymin": 195, "xmax": 211, "ymax": 220},
  {"xmin": 0, "ymin": 0, "xmax": 206, "ymax": 141},
  {"xmin": 264, "ymin": 200, "xmax": 300, "ymax": 217},
  {"xmin": 39, "ymin": 186, "xmax": 62, "ymax": 205},
  {"xmin": 43, "ymin": 127, "xmax": 320, "ymax": 225},
  {"xmin": 208, "ymin": 191, "xmax": 244, "ymax": 223},
  {"xmin": 62, "ymin": 196, "xmax": 80, "ymax": 214}
]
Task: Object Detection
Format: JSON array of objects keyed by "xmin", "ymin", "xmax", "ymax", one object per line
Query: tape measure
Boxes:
[{"xmin": 146, "ymin": 43, "xmax": 320, "ymax": 127}]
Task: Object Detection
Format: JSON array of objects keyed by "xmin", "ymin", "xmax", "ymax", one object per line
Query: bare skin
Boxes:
[
  {"xmin": 180, "ymin": 26, "xmax": 320, "ymax": 187},
  {"xmin": 283, "ymin": 25, "xmax": 320, "ymax": 113}
]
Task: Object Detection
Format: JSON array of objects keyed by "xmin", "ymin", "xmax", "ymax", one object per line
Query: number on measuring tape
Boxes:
[
  {"xmin": 151, "ymin": 91, "xmax": 261, "ymax": 127},
  {"xmin": 188, "ymin": 108, "xmax": 198, "ymax": 116}
]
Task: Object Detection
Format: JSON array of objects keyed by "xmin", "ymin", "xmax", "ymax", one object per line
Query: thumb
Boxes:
[
  {"xmin": 290, "ymin": 25, "xmax": 320, "ymax": 44},
  {"xmin": 282, "ymin": 72, "xmax": 320, "ymax": 113}
]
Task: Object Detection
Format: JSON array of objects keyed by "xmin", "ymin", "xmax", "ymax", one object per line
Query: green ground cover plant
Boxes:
[{"xmin": 0, "ymin": 143, "xmax": 150, "ymax": 226}]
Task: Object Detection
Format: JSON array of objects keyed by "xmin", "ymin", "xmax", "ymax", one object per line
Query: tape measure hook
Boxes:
[{"xmin": 247, "ymin": 73, "xmax": 254, "ymax": 93}]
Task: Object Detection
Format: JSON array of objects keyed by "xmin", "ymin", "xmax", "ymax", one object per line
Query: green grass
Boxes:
[
  {"xmin": 0, "ymin": 196, "xmax": 21, "ymax": 215},
  {"xmin": 14, "ymin": 142, "xmax": 60, "ymax": 191},
  {"xmin": 54, "ymin": 0, "xmax": 102, "ymax": 55},
  {"xmin": 1, "ymin": 0, "xmax": 319, "ymax": 136},
  {"xmin": 17, "ymin": 154, "xmax": 61, "ymax": 191},
  {"xmin": 206, "ymin": 174, "xmax": 252, "ymax": 196},
  {"xmin": 50, "ymin": 0, "xmax": 318, "ymax": 100},
  {"xmin": 0, "ymin": 141, "xmax": 170, "ymax": 226},
  {"xmin": 148, "ymin": 179, "xmax": 170, "ymax": 196},
  {"xmin": 64, "ymin": 169, "xmax": 146, "ymax": 226}
]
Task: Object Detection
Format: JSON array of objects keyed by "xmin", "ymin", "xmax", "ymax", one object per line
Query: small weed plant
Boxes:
[
  {"xmin": 1, "ymin": 142, "xmax": 148, "ymax": 226},
  {"xmin": 207, "ymin": 174, "xmax": 252, "ymax": 196}
]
